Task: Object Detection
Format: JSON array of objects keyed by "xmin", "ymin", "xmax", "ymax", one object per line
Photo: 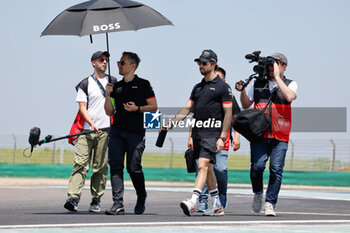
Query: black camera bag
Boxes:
[{"xmin": 232, "ymin": 88, "xmax": 277, "ymax": 143}]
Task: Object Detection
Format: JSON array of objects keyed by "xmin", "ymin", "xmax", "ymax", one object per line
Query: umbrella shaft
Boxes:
[{"xmin": 106, "ymin": 33, "xmax": 111, "ymax": 83}]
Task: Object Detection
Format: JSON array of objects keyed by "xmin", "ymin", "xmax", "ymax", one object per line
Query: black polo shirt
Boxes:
[
  {"xmin": 232, "ymin": 95, "xmax": 241, "ymax": 115},
  {"xmin": 189, "ymin": 76, "xmax": 232, "ymax": 139},
  {"xmin": 111, "ymin": 75, "xmax": 155, "ymax": 135}
]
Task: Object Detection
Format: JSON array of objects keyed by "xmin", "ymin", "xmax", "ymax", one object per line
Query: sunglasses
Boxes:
[
  {"xmin": 196, "ymin": 61, "xmax": 209, "ymax": 66},
  {"xmin": 99, "ymin": 57, "xmax": 109, "ymax": 62},
  {"xmin": 117, "ymin": 60, "xmax": 127, "ymax": 66},
  {"xmin": 276, "ymin": 60, "xmax": 286, "ymax": 66}
]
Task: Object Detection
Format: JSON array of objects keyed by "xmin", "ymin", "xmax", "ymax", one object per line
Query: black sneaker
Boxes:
[
  {"xmin": 134, "ymin": 193, "xmax": 147, "ymax": 215},
  {"xmin": 64, "ymin": 198, "xmax": 78, "ymax": 212},
  {"xmin": 105, "ymin": 203, "xmax": 125, "ymax": 215},
  {"xmin": 89, "ymin": 199, "xmax": 101, "ymax": 213}
]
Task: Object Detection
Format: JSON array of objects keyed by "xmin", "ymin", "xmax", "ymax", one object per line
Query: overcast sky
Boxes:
[{"xmin": 1, "ymin": 0, "xmax": 349, "ymax": 140}]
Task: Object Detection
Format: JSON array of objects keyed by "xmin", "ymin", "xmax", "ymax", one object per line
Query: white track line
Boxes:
[
  {"xmin": 278, "ymin": 211, "xmax": 350, "ymax": 216},
  {"xmin": 1, "ymin": 220, "xmax": 350, "ymax": 229}
]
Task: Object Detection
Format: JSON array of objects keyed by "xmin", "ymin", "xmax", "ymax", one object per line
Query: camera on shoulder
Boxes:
[{"xmin": 236, "ymin": 51, "xmax": 275, "ymax": 91}]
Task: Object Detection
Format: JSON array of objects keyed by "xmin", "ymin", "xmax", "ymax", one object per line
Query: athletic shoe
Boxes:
[
  {"xmin": 180, "ymin": 199, "xmax": 197, "ymax": 216},
  {"xmin": 134, "ymin": 192, "xmax": 147, "ymax": 215},
  {"xmin": 195, "ymin": 202, "xmax": 208, "ymax": 213},
  {"xmin": 203, "ymin": 199, "xmax": 224, "ymax": 216},
  {"xmin": 264, "ymin": 202, "xmax": 276, "ymax": 216},
  {"xmin": 252, "ymin": 194, "xmax": 263, "ymax": 213},
  {"xmin": 64, "ymin": 198, "xmax": 78, "ymax": 212},
  {"xmin": 105, "ymin": 203, "xmax": 125, "ymax": 215},
  {"xmin": 88, "ymin": 199, "xmax": 101, "ymax": 213}
]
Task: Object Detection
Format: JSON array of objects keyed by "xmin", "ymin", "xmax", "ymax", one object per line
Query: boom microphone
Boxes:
[
  {"xmin": 28, "ymin": 127, "xmax": 41, "ymax": 152},
  {"xmin": 25, "ymin": 126, "xmax": 110, "ymax": 158}
]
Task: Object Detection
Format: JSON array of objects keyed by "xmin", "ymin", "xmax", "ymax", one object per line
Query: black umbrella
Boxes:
[{"xmin": 41, "ymin": 0, "xmax": 173, "ymax": 79}]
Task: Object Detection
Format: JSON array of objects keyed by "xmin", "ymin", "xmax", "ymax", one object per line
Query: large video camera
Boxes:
[{"xmin": 236, "ymin": 51, "xmax": 275, "ymax": 90}]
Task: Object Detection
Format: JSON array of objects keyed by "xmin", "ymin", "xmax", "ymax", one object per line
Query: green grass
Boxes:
[
  {"xmin": 0, "ymin": 148, "xmax": 251, "ymax": 169},
  {"xmin": 0, "ymin": 148, "xmax": 75, "ymax": 165},
  {"xmin": 143, "ymin": 153, "xmax": 250, "ymax": 169},
  {"xmin": 0, "ymin": 148, "xmax": 349, "ymax": 172}
]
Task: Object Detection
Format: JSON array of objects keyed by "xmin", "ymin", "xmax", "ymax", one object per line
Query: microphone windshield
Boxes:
[{"xmin": 29, "ymin": 127, "xmax": 41, "ymax": 147}]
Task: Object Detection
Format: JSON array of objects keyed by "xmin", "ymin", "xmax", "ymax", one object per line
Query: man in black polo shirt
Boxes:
[
  {"xmin": 166, "ymin": 49, "xmax": 232, "ymax": 216},
  {"xmin": 104, "ymin": 52, "xmax": 157, "ymax": 215}
]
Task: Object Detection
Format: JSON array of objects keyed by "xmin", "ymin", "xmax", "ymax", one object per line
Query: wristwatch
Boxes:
[{"xmin": 219, "ymin": 137, "xmax": 226, "ymax": 142}]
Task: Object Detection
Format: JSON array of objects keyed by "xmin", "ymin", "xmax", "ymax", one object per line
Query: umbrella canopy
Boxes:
[
  {"xmin": 41, "ymin": 0, "xmax": 173, "ymax": 37},
  {"xmin": 41, "ymin": 0, "xmax": 173, "ymax": 80}
]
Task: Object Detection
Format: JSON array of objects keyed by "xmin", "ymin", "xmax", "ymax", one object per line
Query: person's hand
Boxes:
[
  {"xmin": 106, "ymin": 83, "xmax": 114, "ymax": 96},
  {"xmin": 188, "ymin": 137, "xmax": 193, "ymax": 150},
  {"xmin": 216, "ymin": 138, "xmax": 224, "ymax": 152},
  {"xmin": 90, "ymin": 123, "xmax": 101, "ymax": 133},
  {"xmin": 123, "ymin": 102, "xmax": 137, "ymax": 112},
  {"xmin": 235, "ymin": 80, "xmax": 245, "ymax": 92},
  {"xmin": 159, "ymin": 121, "xmax": 172, "ymax": 132},
  {"xmin": 273, "ymin": 62, "xmax": 281, "ymax": 79},
  {"xmin": 231, "ymin": 137, "xmax": 240, "ymax": 151}
]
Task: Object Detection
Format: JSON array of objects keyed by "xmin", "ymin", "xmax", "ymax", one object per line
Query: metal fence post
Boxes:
[
  {"xmin": 290, "ymin": 139, "xmax": 295, "ymax": 171},
  {"xmin": 169, "ymin": 137, "xmax": 174, "ymax": 169},
  {"xmin": 52, "ymin": 141, "xmax": 56, "ymax": 164},
  {"xmin": 12, "ymin": 134, "xmax": 17, "ymax": 164},
  {"xmin": 60, "ymin": 141, "xmax": 64, "ymax": 164},
  {"xmin": 330, "ymin": 139, "xmax": 336, "ymax": 172}
]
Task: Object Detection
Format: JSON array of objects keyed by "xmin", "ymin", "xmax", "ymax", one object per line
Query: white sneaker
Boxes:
[
  {"xmin": 195, "ymin": 202, "xmax": 208, "ymax": 213},
  {"xmin": 252, "ymin": 194, "xmax": 263, "ymax": 213},
  {"xmin": 203, "ymin": 199, "xmax": 224, "ymax": 216},
  {"xmin": 180, "ymin": 199, "xmax": 197, "ymax": 216},
  {"xmin": 264, "ymin": 202, "xmax": 276, "ymax": 216}
]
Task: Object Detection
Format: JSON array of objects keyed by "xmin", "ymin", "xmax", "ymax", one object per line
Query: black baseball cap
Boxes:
[
  {"xmin": 194, "ymin": 49, "xmax": 218, "ymax": 63},
  {"xmin": 91, "ymin": 51, "xmax": 110, "ymax": 62}
]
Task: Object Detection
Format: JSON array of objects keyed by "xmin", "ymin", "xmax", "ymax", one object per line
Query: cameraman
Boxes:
[{"xmin": 236, "ymin": 53, "xmax": 297, "ymax": 216}]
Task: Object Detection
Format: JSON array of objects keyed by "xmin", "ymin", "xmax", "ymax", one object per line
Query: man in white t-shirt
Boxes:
[{"xmin": 64, "ymin": 51, "xmax": 117, "ymax": 213}]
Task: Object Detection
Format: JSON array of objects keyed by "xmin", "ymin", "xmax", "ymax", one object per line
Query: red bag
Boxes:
[
  {"xmin": 68, "ymin": 110, "xmax": 114, "ymax": 146},
  {"xmin": 68, "ymin": 110, "xmax": 85, "ymax": 145}
]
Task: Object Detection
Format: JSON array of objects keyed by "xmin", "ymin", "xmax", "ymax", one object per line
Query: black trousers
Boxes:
[{"xmin": 108, "ymin": 127, "xmax": 146, "ymax": 205}]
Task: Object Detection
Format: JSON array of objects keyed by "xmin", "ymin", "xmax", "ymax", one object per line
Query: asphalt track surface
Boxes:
[{"xmin": 0, "ymin": 179, "xmax": 350, "ymax": 232}]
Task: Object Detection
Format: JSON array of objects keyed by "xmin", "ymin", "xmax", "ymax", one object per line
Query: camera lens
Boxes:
[
  {"xmin": 265, "ymin": 57, "xmax": 275, "ymax": 66},
  {"xmin": 253, "ymin": 65, "xmax": 264, "ymax": 74}
]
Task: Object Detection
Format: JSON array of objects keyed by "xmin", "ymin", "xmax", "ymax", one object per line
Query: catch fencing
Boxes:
[{"xmin": 0, "ymin": 133, "xmax": 349, "ymax": 172}]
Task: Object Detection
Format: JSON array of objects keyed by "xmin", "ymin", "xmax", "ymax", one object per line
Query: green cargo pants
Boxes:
[{"xmin": 67, "ymin": 130, "xmax": 108, "ymax": 203}]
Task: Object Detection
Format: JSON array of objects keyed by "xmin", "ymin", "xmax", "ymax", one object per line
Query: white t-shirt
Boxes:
[
  {"xmin": 76, "ymin": 76, "xmax": 110, "ymax": 130},
  {"xmin": 246, "ymin": 79, "xmax": 298, "ymax": 102}
]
